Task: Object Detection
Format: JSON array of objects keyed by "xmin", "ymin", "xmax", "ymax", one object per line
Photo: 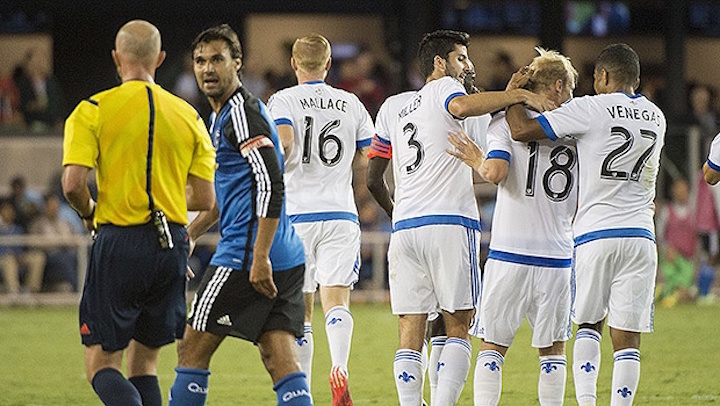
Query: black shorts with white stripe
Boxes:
[{"xmin": 187, "ymin": 264, "xmax": 305, "ymax": 343}]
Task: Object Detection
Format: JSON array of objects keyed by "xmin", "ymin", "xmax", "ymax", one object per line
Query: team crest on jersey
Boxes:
[
  {"xmin": 240, "ymin": 136, "xmax": 273, "ymax": 157},
  {"xmin": 315, "ymin": 87, "xmax": 323, "ymax": 96}
]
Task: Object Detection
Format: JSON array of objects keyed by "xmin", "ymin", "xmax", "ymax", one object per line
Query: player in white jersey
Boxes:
[
  {"xmin": 507, "ymin": 44, "xmax": 666, "ymax": 406},
  {"xmin": 267, "ymin": 34, "xmax": 374, "ymax": 406},
  {"xmin": 449, "ymin": 48, "xmax": 578, "ymax": 406},
  {"xmin": 703, "ymin": 133, "xmax": 720, "ymax": 185},
  {"xmin": 367, "ymin": 30, "xmax": 555, "ymax": 406}
]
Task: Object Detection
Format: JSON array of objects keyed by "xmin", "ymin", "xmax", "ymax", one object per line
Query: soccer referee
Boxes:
[{"xmin": 62, "ymin": 20, "xmax": 216, "ymax": 406}]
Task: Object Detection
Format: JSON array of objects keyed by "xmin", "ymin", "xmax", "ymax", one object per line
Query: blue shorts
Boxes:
[{"xmin": 79, "ymin": 222, "xmax": 189, "ymax": 352}]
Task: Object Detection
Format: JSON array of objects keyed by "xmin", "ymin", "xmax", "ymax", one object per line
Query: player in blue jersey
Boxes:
[
  {"xmin": 168, "ymin": 25, "xmax": 312, "ymax": 406},
  {"xmin": 507, "ymin": 43, "xmax": 666, "ymax": 406}
]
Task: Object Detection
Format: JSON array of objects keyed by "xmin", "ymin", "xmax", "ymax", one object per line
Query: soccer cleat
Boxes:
[{"xmin": 329, "ymin": 366, "xmax": 353, "ymax": 406}]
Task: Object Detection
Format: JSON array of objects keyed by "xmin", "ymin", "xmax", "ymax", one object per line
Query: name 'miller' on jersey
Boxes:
[
  {"xmin": 267, "ymin": 81, "xmax": 374, "ymax": 222},
  {"xmin": 390, "ymin": 76, "xmax": 479, "ymax": 231},
  {"xmin": 537, "ymin": 92, "xmax": 666, "ymax": 244}
]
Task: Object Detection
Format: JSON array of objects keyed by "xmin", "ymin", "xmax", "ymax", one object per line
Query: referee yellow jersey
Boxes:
[{"xmin": 63, "ymin": 81, "xmax": 216, "ymax": 226}]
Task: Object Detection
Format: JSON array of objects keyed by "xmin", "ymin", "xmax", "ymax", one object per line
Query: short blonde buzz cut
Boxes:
[
  {"xmin": 527, "ymin": 47, "xmax": 578, "ymax": 92},
  {"xmin": 292, "ymin": 34, "xmax": 331, "ymax": 73}
]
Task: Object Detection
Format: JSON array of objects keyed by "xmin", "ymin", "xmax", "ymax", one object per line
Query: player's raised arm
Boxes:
[{"xmin": 506, "ymin": 104, "xmax": 548, "ymax": 142}]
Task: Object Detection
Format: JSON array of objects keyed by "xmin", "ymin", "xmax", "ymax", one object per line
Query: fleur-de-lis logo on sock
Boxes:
[
  {"xmin": 580, "ymin": 362, "xmax": 595, "ymax": 373},
  {"xmin": 328, "ymin": 317, "xmax": 342, "ymax": 326},
  {"xmin": 436, "ymin": 362, "xmax": 445, "ymax": 372},
  {"xmin": 484, "ymin": 361, "xmax": 500, "ymax": 372},
  {"xmin": 542, "ymin": 363, "xmax": 558, "ymax": 374},
  {"xmin": 617, "ymin": 387, "xmax": 632, "ymax": 398},
  {"xmin": 398, "ymin": 371, "xmax": 416, "ymax": 383},
  {"xmin": 295, "ymin": 337, "xmax": 308, "ymax": 346}
]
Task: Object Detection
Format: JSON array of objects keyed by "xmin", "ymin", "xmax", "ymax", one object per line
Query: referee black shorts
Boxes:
[
  {"xmin": 187, "ymin": 264, "xmax": 305, "ymax": 343},
  {"xmin": 79, "ymin": 222, "xmax": 189, "ymax": 352}
]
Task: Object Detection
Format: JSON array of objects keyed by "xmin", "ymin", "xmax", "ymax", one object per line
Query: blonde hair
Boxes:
[
  {"xmin": 292, "ymin": 34, "xmax": 331, "ymax": 73},
  {"xmin": 528, "ymin": 47, "xmax": 577, "ymax": 92}
]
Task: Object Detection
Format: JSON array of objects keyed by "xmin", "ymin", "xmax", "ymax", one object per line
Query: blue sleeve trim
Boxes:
[
  {"xmin": 274, "ymin": 118, "xmax": 293, "ymax": 127},
  {"xmin": 289, "ymin": 212, "xmax": 359, "ymax": 224},
  {"xmin": 356, "ymin": 138, "xmax": 372, "ymax": 149},
  {"xmin": 373, "ymin": 134, "xmax": 391, "ymax": 145},
  {"xmin": 486, "ymin": 150, "xmax": 511, "ymax": 162},
  {"xmin": 488, "ymin": 250, "xmax": 572, "ymax": 268},
  {"xmin": 393, "ymin": 215, "xmax": 480, "ymax": 232},
  {"xmin": 574, "ymin": 228, "xmax": 655, "ymax": 247},
  {"xmin": 708, "ymin": 159, "xmax": 720, "ymax": 172},
  {"xmin": 444, "ymin": 92, "xmax": 465, "ymax": 115},
  {"xmin": 536, "ymin": 115, "xmax": 558, "ymax": 141}
]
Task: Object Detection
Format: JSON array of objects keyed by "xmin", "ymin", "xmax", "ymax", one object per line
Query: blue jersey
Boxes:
[{"xmin": 208, "ymin": 86, "xmax": 304, "ymax": 272}]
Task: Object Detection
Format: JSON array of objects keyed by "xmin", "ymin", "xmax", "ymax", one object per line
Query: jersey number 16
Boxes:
[{"xmin": 302, "ymin": 116, "xmax": 343, "ymax": 167}]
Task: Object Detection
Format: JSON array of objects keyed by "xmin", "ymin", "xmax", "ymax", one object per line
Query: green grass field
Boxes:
[{"xmin": 0, "ymin": 302, "xmax": 719, "ymax": 405}]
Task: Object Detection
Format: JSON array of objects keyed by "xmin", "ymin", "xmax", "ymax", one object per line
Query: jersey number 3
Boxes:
[
  {"xmin": 404, "ymin": 122, "xmax": 424, "ymax": 174},
  {"xmin": 302, "ymin": 116, "xmax": 343, "ymax": 167}
]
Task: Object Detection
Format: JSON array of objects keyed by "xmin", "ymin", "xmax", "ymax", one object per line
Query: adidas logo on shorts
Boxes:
[{"xmin": 216, "ymin": 315, "xmax": 232, "ymax": 327}]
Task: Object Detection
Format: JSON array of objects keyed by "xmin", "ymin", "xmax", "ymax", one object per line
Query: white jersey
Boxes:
[
  {"xmin": 462, "ymin": 113, "xmax": 491, "ymax": 152},
  {"xmin": 707, "ymin": 133, "xmax": 720, "ymax": 171},
  {"xmin": 387, "ymin": 77, "xmax": 479, "ymax": 230},
  {"xmin": 537, "ymin": 92, "xmax": 666, "ymax": 244},
  {"xmin": 486, "ymin": 111, "xmax": 577, "ymax": 266},
  {"xmin": 375, "ymin": 91, "xmax": 417, "ymax": 146},
  {"xmin": 268, "ymin": 81, "xmax": 375, "ymax": 222},
  {"xmin": 375, "ymin": 92, "xmax": 488, "ymax": 158}
]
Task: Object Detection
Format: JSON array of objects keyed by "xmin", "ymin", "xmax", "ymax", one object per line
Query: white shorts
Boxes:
[
  {"xmin": 388, "ymin": 225, "xmax": 481, "ymax": 315},
  {"xmin": 476, "ymin": 259, "xmax": 571, "ymax": 347},
  {"xmin": 293, "ymin": 221, "xmax": 361, "ymax": 293},
  {"xmin": 573, "ymin": 238, "xmax": 657, "ymax": 333}
]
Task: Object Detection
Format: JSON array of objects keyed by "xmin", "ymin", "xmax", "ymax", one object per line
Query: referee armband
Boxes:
[{"xmin": 367, "ymin": 135, "xmax": 392, "ymax": 160}]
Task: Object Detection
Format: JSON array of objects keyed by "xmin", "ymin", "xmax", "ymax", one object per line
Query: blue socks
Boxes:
[
  {"xmin": 169, "ymin": 367, "xmax": 211, "ymax": 406},
  {"xmin": 273, "ymin": 371, "xmax": 313, "ymax": 405},
  {"xmin": 91, "ymin": 368, "xmax": 142, "ymax": 406},
  {"xmin": 129, "ymin": 375, "xmax": 162, "ymax": 406}
]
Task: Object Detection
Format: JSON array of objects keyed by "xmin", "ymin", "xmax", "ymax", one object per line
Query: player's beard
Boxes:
[{"xmin": 445, "ymin": 64, "xmax": 465, "ymax": 84}]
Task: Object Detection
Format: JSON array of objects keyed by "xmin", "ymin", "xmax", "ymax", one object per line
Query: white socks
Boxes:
[
  {"xmin": 429, "ymin": 336, "xmax": 446, "ymax": 405},
  {"xmin": 474, "ymin": 350, "xmax": 504, "ymax": 406},
  {"xmin": 610, "ymin": 349, "xmax": 640, "ymax": 406},
  {"xmin": 394, "ymin": 349, "xmax": 424, "ymax": 406},
  {"xmin": 325, "ymin": 306, "xmax": 354, "ymax": 371},
  {"xmin": 573, "ymin": 329, "xmax": 602, "ymax": 405},
  {"xmin": 538, "ymin": 355, "xmax": 567, "ymax": 406},
  {"xmin": 296, "ymin": 323, "xmax": 314, "ymax": 389},
  {"xmin": 435, "ymin": 338, "xmax": 472, "ymax": 405}
]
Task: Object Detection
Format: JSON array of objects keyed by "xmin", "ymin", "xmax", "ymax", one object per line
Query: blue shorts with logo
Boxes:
[{"xmin": 79, "ymin": 222, "xmax": 189, "ymax": 352}]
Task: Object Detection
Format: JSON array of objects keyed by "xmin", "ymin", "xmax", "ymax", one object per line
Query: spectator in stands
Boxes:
[
  {"xmin": 14, "ymin": 49, "xmax": 66, "ymax": 133},
  {"xmin": 695, "ymin": 171, "xmax": 719, "ymax": 304},
  {"xmin": 0, "ymin": 69, "xmax": 21, "ymax": 128},
  {"xmin": 46, "ymin": 170, "xmax": 85, "ymax": 234},
  {"xmin": 689, "ymin": 83, "xmax": 720, "ymax": 161},
  {"xmin": 0, "ymin": 199, "xmax": 45, "ymax": 294},
  {"xmin": 656, "ymin": 178, "xmax": 697, "ymax": 307},
  {"xmin": 30, "ymin": 193, "xmax": 78, "ymax": 292},
  {"xmin": 336, "ymin": 46, "xmax": 388, "ymax": 118},
  {"xmin": 6, "ymin": 175, "xmax": 43, "ymax": 232}
]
